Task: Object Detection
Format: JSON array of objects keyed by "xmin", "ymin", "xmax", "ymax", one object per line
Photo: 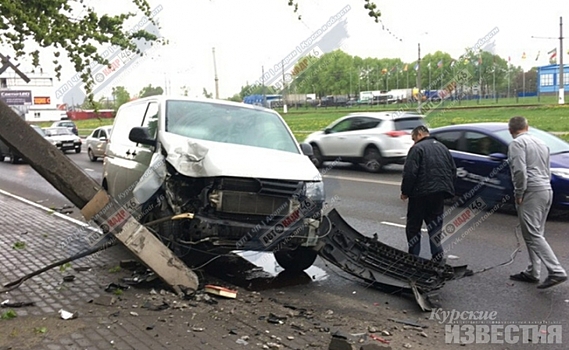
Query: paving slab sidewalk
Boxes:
[{"xmin": 0, "ymin": 192, "xmax": 461, "ymax": 350}]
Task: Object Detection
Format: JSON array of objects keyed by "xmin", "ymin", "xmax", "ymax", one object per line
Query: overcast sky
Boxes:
[{"xmin": 5, "ymin": 0, "xmax": 569, "ymax": 101}]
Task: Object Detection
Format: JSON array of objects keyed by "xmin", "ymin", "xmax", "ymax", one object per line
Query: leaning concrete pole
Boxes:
[{"xmin": 0, "ymin": 101, "xmax": 198, "ymax": 295}]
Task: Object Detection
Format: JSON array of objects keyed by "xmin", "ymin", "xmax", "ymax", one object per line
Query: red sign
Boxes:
[{"xmin": 34, "ymin": 96, "xmax": 51, "ymax": 105}]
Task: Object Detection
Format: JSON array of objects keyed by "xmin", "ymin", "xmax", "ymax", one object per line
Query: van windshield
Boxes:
[{"xmin": 165, "ymin": 100, "xmax": 299, "ymax": 153}]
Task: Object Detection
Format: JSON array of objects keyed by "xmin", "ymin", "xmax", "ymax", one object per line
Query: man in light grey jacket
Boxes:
[{"xmin": 507, "ymin": 116, "xmax": 567, "ymax": 289}]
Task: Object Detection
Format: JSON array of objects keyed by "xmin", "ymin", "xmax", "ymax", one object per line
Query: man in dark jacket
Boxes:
[{"xmin": 401, "ymin": 125, "xmax": 456, "ymax": 263}]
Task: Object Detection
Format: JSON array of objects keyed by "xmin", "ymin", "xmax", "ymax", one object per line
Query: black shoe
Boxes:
[
  {"xmin": 509, "ymin": 272, "xmax": 539, "ymax": 283},
  {"xmin": 537, "ymin": 275, "xmax": 568, "ymax": 289}
]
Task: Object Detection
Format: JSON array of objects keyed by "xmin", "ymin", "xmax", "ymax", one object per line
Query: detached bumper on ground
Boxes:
[{"xmin": 317, "ymin": 208, "xmax": 469, "ymax": 311}]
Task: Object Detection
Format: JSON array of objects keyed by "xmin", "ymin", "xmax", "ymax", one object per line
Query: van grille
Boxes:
[
  {"xmin": 218, "ymin": 191, "xmax": 291, "ymax": 216},
  {"xmin": 220, "ymin": 177, "xmax": 303, "ymax": 197}
]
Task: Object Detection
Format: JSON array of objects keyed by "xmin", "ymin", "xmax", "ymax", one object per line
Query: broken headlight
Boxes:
[{"xmin": 304, "ymin": 181, "xmax": 325, "ymax": 202}]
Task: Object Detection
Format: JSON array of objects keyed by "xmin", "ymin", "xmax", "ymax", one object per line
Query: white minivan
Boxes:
[{"xmin": 103, "ymin": 96, "xmax": 325, "ymax": 271}]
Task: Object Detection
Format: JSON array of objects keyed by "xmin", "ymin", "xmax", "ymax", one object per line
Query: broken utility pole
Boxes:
[{"xmin": 0, "ymin": 96, "xmax": 198, "ymax": 294}]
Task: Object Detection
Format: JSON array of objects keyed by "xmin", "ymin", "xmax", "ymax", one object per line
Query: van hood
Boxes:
[{"xmin": 160, "ymin": 132, "xmax": 322, "ymax": 181}]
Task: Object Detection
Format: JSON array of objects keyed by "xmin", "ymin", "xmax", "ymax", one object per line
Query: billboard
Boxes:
[{"xmin": 0, "ymin": 90, "xmax": 32, "ymax": 106}]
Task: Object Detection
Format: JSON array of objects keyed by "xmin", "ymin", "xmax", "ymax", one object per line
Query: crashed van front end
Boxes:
[{"xmin": 122, "ymin": 98, "xmax": 325, "ymax": 271}]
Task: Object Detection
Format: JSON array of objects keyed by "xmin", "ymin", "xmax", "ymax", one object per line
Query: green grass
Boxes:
[
  {"xmin": 38, "ymin": 102, "xmax": 569, "ymax": 142},
  {"xmin": 35, "ymin": 119, "xmax": 114, "ymax": 137}
]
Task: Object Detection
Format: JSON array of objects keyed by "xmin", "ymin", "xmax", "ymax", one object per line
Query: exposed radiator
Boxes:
[{"xmin": 216, "ymin": 190, "xmax": 291, "ymax": 216}]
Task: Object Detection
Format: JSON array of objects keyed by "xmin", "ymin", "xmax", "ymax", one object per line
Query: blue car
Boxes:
[{"xmin": 430, "ymin": 122, "xmax": 569, "ymax": 210}]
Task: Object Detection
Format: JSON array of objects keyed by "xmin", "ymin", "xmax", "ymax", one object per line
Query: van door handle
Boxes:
[
  {"xmin": 132, "ymin": 150, "xmax": 137, "ymax": 156},
  {"xmin": 126, "ymin": 150, "xmax": 131, "ymax": 155}
]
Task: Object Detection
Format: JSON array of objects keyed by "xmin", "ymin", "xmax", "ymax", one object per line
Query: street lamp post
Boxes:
[
  {"xmin": 531, "ymin": 17, "xmax": 564, "ymax": 104},
  {"xmin": 417, "ymin": 43, "xmax": 422, "ymax": 113},
  {"xmin": 559, "ymin": 16, "xmax": 565, "ymax": 104}
]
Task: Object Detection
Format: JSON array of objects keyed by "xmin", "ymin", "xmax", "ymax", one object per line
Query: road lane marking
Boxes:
[
  {"xmin": 85, "ymin": 168, "xmax": 94, "ymax": 172},
  {"xmin": 381, "ymin": 221, "xmax": 427, "ymax": 232},
  {"xmin": 323, "ymin": 175, "xmax": 400, "ymax": 186}
]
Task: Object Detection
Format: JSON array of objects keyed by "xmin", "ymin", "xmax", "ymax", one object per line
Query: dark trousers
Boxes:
[{"xmin": 405, "ymin": 192, "xmax": 445, "ymax": 261}]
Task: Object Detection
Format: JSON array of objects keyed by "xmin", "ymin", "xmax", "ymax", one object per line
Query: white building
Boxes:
[{"xmin": 0, "ymin": 71, "xmax": 67, "ymax": 122}]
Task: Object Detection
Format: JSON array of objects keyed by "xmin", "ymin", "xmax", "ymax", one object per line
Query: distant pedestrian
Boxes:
[
  {"xmin": 507, "ymin": 116, "xmax": 567, "ymax": 289},
  {"xmin": 401, "ymin": 125, "xmax": 456, "ymax": 263}
]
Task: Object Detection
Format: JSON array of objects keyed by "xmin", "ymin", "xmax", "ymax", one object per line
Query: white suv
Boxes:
[
  {"xmin": 304, "ymin": 111, "xmax": 426, "ymax": 172},
  {"xmin": 102, "ymin": 96, "xmax": 325, "ymax": 271}
]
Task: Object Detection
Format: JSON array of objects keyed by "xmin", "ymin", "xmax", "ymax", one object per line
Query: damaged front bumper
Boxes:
[{"xmin": 317, "ymin": 209, "xmax": 469, "ymax": 311}]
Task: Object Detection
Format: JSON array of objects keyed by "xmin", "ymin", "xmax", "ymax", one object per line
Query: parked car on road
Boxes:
[
  {"xmin": 85, "ymin": 125, "xmax": 112, "ymax": 161},
  {"xmin": 304, "ymin": 112, "xmax": 426, "ymax": 172},
  {"xmin": 103, "ymin": 96, "xmax": 325, "ymax": 271},
  {"xmin": 0, "ymin": 125, "xmax": 46, "ymax": 164},
  {"xmin": 43, "ymin": 127, "xmax": 82, "ymax": 153},
  {"xmin": 51, "ymin": 120, "xmax": 78, "ymax": 136},
  {"xmin": 430, "ymin": 122, "xmax": 569, "ymax": 210}
]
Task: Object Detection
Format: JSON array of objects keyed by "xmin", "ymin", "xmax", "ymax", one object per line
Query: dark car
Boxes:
[
  {"xmin": 430, "ymin": 122, "xmax": 569, "ymax": 210},
  {"xmin": 51, "ymin": 120, "xmax": 78, "ymax": 136},
  {"xmin": 0, "ymin": 125, "xmax": 46, "ymax": 164}
]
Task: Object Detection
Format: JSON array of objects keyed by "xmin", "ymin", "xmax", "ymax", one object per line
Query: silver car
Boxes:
[
  {"xmin": 304, "ymin": 111, "xmax": 426, "ymax": 172},
  {"xmin": 43, "ymin": 127, "xmax": 82, "ymax": 153},
  {"xmin": 85, "ymin": 126, "xmax": 112, "ymax": 161}
]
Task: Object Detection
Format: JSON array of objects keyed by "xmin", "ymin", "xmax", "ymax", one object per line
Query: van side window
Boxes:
[{"xmin": 111, "ymin": 102, "xmax": 148, "ymax": 148}]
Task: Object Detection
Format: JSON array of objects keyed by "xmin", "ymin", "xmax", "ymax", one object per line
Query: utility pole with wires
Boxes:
[
  {"xmin": 212, "ymin": 47, "xmax": 219, "ymax": 99},
  {"xmin": 531, "ymin": 16, "xmax": 564, "ymax": 104},
  {"xmin": 282, "ymin": 60, "xmax": 287, "ymax": 113}
]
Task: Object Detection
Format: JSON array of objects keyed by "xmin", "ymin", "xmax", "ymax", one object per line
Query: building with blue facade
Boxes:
[{"xmin": 537, "ymin": 64, "xmax": 569, "ymax": 94}]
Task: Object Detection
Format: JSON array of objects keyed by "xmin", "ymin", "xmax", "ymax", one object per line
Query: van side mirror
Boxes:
[
  {"xmin": 299, "ymin": 143, "xmax": 313, "ymax": 156},
  {"xmin": 324, "ymin": 128, "xmax": 332, "ymax": 134},
  {"xmin": 129, "ymin": 127, "xmax": 156, "ymax": 147}
]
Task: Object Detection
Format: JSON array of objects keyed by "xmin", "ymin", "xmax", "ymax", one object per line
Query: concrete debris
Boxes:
[
  {"xmin": 62, "ymin": 275, "xmax": 75, "ymax": 282},
  {"xmin": 141, "ymin": 300, "xmax": 170, "ymax": 311},
  {"xmin": 91, "ymin": 296, "xmax": 116, "ymax": 306},
  {"xmin": 104, "ymin": 283, "xmax": 129, "ymax": 293},
  {"xmin": 360, "ymin": 344, "xmax": 392, "ymax": 350},
  {"xmin": 328, "ymin": 335, "xmax": 354, "ymax": 350},
  {"xmin": 236, "ymin": 338, "xmax": 248, "ymax": 345},
  {"xmin": 59, "ymin": 309, "xmax": 78, "ymax": 320},
  {"xmin": 1, "ymin": 300, "xmax": 35, "ymax": 308}
]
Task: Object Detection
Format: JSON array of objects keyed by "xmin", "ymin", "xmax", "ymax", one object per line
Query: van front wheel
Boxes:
[{"xmin": 274, "ymin": 247, "xmax": 318, "ymax": 272}]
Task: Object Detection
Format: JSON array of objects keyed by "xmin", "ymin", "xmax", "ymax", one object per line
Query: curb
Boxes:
[{"xmin": 0, "ymin": 188, "xmax": 89, "ymax": 228}]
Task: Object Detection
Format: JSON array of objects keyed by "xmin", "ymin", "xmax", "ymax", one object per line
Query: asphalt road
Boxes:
[{"xmin": 1, "ymin": 154, "xmax": 568, "ymax": 348}]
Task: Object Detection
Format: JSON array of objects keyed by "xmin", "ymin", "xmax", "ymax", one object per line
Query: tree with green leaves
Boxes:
[
  {"xmin": 0, "ymin": 0, "xmax": 381, "ymax": 104},
  {"xmin": 0, "ymin": 0, "xmax": 162, "ymax": 105},
  {"xmin": 202, "ymin": 88, "xmax": 213, "ymax": 99},
  {"xmin": 111, "ymin": 86, "xmax": 131, "ymax": 110},
  {"xmin": 138, "ymin": 84, "xmax": 163, "ymax": 98}
]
